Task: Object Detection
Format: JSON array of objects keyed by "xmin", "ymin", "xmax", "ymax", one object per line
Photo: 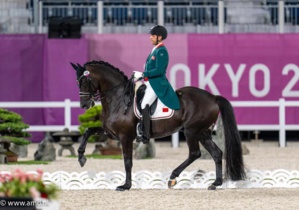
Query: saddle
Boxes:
[
  {"xmin": 133, "ymin": 83, "xmax": 174, "ymax": 120},
  {"xmin": 132, "ymin": 71, "xmax": 174, "ymax": 120}
]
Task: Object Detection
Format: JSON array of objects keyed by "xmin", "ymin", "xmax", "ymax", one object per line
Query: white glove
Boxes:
[{"xmin": 133, "ymin": 71, "xmax": 143, "ymax": 81}]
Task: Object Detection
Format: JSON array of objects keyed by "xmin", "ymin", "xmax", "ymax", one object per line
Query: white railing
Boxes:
[
  {"xmin": 2, "ymin": 169, "xmax": 299, "ymax": 189},
  {"xmin": 0, "ymin": 99, "xmax": 80, "ymax": 132},
  {"xmin": 0, "ymin": 99, "xmax": 299, "ymax": 148},
  {"xmin": 232, "ymin": 99, "xmax": 299, "ymax": 148}
]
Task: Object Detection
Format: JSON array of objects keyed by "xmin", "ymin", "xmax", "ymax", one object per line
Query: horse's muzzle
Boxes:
[{"xmin": 80, "ymin": 100, "xmax": 94, "ymax": 110}]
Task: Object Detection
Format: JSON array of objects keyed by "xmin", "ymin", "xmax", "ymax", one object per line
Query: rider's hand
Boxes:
[{"xmin": 133, "ymin": 71, "xmax": 143, "ymax": 80}]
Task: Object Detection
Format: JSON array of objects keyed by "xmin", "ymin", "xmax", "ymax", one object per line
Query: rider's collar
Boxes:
[{"xmin": 152, "ymin": 43, "xmax": 164, "ymax": 52}]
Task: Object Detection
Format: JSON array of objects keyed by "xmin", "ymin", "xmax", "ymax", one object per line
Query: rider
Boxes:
[{"xmin": 136, "ymin": 25, "xmax": 181, "ymax": 144}]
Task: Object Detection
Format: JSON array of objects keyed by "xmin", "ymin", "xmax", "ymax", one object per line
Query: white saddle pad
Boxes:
[{"xmin": 133, "ymin": 96, "xmax": 174, "ymax": 120}]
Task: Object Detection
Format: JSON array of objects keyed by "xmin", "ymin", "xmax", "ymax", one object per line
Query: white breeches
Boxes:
[{"xmin": 141, "ymin": 81, "xmax": 157, "ymax": 109}]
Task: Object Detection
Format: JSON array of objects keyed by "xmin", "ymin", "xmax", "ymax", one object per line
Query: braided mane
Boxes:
[{"xmin": 83, "ymin": 60, "xmax": 128, "ymax": 80}]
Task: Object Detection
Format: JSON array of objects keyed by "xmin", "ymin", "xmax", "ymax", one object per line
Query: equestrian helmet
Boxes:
[{"xmin": 150, "ymin": 25, "xmax": 168, "ymax": 40}]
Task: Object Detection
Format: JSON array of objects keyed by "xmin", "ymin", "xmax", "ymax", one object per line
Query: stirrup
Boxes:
[
  {"xmin": 136, "ymin": 123, "xmax": 143, "ymax": 142},
  {"xmin": 141, "ymin": 136, "xmax": 150, "ymax": 144},
  {"xmin": 136, "ymin": 123, "xmax": 149, "ymax": 144}
]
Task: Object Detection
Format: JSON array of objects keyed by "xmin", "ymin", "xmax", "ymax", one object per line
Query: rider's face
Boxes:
[{"xmin": 150, "ymin": 34, "xmax": 162, "ymax": 45}]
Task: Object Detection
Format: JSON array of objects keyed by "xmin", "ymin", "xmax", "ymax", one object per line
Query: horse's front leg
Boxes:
[
  {"xmin": 78, "ymin": 127, "xmax": 103, "ymax": 167},
  {"xmin": 116, "ymin": 138, "xmax": 133, "ymax": 191}
]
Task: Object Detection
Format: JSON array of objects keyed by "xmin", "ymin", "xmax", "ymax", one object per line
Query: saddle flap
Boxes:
[{"xmin": 136, "ymin": 84, "xmax": 158, "ymax": 115}]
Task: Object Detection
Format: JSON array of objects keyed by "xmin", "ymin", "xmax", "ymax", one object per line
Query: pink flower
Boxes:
[
  {"xmin": 13, "ymin": 169, "xmax": 22, "ymax": 179},
  {"xmin": 0, "ymin": 174, "xmax": 4, "ymax": 182},
  {"xmin": 27, "ymin": 174, "xmax": 36, "ymax": 182},
  {"xmin": 36, "ymin": 169, "xmax": 43, "ymax": 175},
  {"xmin": 0, "ymin": 174, "xmax": 12, "ymax": 182},
  {"xmin": 36, "ymin": 169, "xmax": 43, "ymax": 181},
  {"xmin": 0, "ymin": 169, "xmax": 58, "ymax": 199},
  {"xmin": 20, "ymin": 176, "xmax": 26, "ymax": 184},
  {"xmin": 29, "ymin": 187, "xmax": 40, "ymax": 198}
]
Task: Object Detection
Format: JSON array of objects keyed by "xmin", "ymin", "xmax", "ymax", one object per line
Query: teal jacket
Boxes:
[{"xmin": 143, "ymin": 44, "xmax": 180, "ymax": 110}]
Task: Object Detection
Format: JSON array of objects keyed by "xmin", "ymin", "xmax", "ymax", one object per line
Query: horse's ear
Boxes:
[
  {"xmin": 77, "ymin": 63, "xmax": 83, "ymax": 69},
  {"xmin": 70, "ymin": 62, "xmax": 77, "ymax": 71}
]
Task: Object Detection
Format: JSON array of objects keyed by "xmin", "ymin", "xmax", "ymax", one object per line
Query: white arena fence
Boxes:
[
  {"xmin": 1, "ymin": 169, "xmax": 299, "ymax": 189},
  {"xmin": 0, "ymin": 98, "xmax": 299, "ymax": 148}
]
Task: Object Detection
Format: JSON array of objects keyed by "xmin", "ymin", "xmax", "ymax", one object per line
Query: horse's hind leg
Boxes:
[
  {"xmin": 168, "ymin": 135, "xmax": 201, "ymax": 188},
  {"xmin": 199, "ymin": 131, "xmax": 223, "ymax": 190}
]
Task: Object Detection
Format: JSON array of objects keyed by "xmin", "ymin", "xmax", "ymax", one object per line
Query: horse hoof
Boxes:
[
  {"xmin": 116, "ymin": 186, "xmax": 129, "ymax": 191},
  {"xmin": 116, "ymin": 187, "xmax": 126, "ymax": 192},
  {"xmin": 208, "ymin": 185, "xmax": 217, "ymax": 190},
  {"xmin": 168, "ymin": 179, "xmax": 177, "ymax": 189},
  {"xmin": 78, "ymin": 156, "xmax": 87, "ymax": 167}
]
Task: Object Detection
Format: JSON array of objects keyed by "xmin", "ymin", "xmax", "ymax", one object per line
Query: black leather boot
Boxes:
[{"xmin": 136, "ymin": 105, "xmax": 150, "ymax": 144}]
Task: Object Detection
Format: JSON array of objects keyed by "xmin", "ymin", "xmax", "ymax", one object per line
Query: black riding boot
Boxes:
[{"xmin": 136, "ymin": 105, "xmax": 150, "ymax": 144}]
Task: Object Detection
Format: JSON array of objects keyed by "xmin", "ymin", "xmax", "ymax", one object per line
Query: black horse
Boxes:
[{"xmin": 71, "ymin": 60, "xmax": 246, "ymax": 191}]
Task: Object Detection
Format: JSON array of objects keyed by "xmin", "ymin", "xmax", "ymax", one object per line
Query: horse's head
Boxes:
[
  {"xmin": 71, "ymin": 61, "xmax": 134, "ymax": 113},
  {"xmin": 71, "ymin": 62, "xmax": 99, "ymax": 109}
]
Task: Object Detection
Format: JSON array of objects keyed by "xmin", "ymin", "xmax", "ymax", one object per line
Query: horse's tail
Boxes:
[{"xmin": 215, "ymin": 95, "xmax": 246, "ymax": 181}]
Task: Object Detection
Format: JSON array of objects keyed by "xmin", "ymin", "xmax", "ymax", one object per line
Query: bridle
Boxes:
[
  {"xmin": 77, "ymin": 70, "xmax": 133, "ymax": 113},
  {"xmin": 77, "ymin": 72, "xmax": 100, "ymax": 106}
]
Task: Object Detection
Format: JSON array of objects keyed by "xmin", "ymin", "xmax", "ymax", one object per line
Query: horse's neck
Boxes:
[
  {"xmin": 99, "ymin": 80, "xmax": 116, "ymax": 93},
  {"xmin": 98, "ymin": 69, "xmax": 124, "ymax": 93},
  {"xmin": 100, "ymin": 91, "xmax": 125, "ymax": 129},
  {"xmin": 95, "ymin": 67, "xmax": 129, "ymax": 116},
  {"xmin": 100, "ymin": 82, "xmax": 125, "ymax": 111}
]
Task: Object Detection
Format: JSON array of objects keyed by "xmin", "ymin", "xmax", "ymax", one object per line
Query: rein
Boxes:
[{"xmin": 123, "ymin": 75, "xmax": 135, "ymax": 115}]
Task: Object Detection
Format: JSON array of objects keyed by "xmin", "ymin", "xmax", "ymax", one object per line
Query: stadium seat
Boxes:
[
  {"xmin": 289, "ymin": 7, "xmax": 299, "ymax": 25},
  {"xmin": 190, "ymin": 7, "xmax": 206, "ymax": 25},
  {"xmin": 171, "ymin": 7, "xmax": 187, "ymax": 25},
  {"xmin": 112, "ymin": 7, "xmax": 128, "ymax": 25},
  {"xmin": 132, "ymin": 7, "xmax": 147, "ymax": 25},
  {"xmin": 268, "ymin": 7, "xmax": 278, "ymax": 25}
]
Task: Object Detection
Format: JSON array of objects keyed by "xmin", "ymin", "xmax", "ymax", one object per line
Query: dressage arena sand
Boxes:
[{"xmin": 1, "ymin": 141, "xmax": 299, "ymax": 210}]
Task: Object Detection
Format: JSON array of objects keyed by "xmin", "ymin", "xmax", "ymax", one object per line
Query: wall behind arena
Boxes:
[{"xmin": 0, "ymin": 34, "xmax": 299, "ymax": 141}]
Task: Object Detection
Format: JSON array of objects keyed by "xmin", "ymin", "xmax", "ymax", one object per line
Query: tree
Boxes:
[
  {"xmin": 78, "ymin": 105, "xmax": 107, "ymax": 142},
  {"xmin": 0, "ymin": 108, "xmax": 31, "ymax": 146}
]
